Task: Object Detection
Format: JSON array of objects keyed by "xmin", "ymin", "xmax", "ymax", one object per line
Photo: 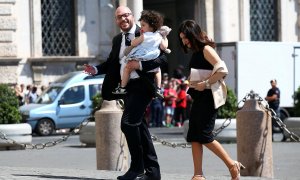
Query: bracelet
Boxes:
[{"xmin": 204, "ymin": 79, "xmax": 210, "ymax": 88}]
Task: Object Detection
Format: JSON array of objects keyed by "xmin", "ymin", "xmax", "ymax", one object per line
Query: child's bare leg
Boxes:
[
  {"xmin": 155, "ymin": 69, "xmax": 164, "ymax": 99},
  {"xmin": 121, "ymin": 60, "xmax": 138, "ymax": 87},
  {"xmin": 155, "ymin": 69, "xmax": 162, "ymax": 88},
  {"xmin": 121, "ymin": 64, "xmax": 132, "ymax": 88}
]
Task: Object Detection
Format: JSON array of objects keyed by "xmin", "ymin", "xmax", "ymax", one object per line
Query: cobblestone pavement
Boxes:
[
  {"xmin": 0, "ymin": 127, "xmax": 299, "ymax": 180},
  {"xmin": 0, "ymin": 166, "xmax": 276, "ymax": 180}
]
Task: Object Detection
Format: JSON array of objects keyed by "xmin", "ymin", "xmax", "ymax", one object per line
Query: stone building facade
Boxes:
[{"xmin": 0, "ymin": 0, "xmax": 299, "ymax": 86}]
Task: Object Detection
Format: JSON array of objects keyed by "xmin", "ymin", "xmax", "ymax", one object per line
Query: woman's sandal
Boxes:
[
  {"xmin": 229, "ymin": 161, "xmax": 246, "ymax": 180},
  {"xmin": 191, "ymin": 175, "xmax": 206, "ymax": 180}
]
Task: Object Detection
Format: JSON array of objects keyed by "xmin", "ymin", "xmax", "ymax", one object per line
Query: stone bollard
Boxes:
[
  {"xmin": 236, "ymin": 93, "xmax": 273, "ymax": 178},
  {"xmin": 95, "ymin": 100, "xmax": 128, "ymax": 171}
]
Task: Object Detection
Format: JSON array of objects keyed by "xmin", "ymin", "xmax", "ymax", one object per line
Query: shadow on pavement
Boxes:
[{"xmin": 13, "ymin": 174, "xmax": 113, "ymax": 180}]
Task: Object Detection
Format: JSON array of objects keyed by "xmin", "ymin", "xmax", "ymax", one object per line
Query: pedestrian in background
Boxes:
[
  {"xmin": 28, "ymin": 86, "xmax": 38, "ymax": 103},
  {"xmin": 150, "ymin": 97, "xmax": 164, "ymax": 127},
  {"xmin": 14, "ymin": 84, "xmax": 24, "ymax": 106},
  {"xmin": 83, "ymin": 6, "xmax": 167, "ymax": 180},
  {"xmin": 178, "ymin": 19, "xmax": 244, "ymax": 180},
  {"xmin": 24, "ymin": 84, "xmax": 32, "ymax": 104},
  {"xmin": 162, "ymin": 73, "xmax": 169, "ymax": 88},
  {"xmin": 163, "ymin": 81, "xmax": 177, "ymax": 127},
  {"xmin": 174, "ymin": 81, "xmax": 188, "ymax": 127},
  {"xmin": 265, "ymin": 79, "xmax": 285, "ymax": 141}
]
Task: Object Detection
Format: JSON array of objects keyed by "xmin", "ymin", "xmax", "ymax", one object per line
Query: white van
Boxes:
[{"xmin": 19, "ymin": 71, "xmax": 104, "ymax": 136}]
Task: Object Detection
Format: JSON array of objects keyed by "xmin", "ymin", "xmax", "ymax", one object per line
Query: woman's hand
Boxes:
[{"xmin": 189, "ymin": 81, "xmax": 206, "ymax": 91}]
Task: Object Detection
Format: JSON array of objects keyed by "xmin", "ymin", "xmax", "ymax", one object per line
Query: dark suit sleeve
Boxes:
[{"xmin": 140, "ymin": 52, "xmax": 167, "ymax": 72}]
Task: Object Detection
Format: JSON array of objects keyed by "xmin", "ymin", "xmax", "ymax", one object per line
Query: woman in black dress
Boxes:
[{"xmin": 178, "ymin": 20, "xmax": 245, "ymax": 180}]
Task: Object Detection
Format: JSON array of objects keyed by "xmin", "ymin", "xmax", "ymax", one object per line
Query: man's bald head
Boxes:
[{"xmin": 115, "ymin": 6, "xmax": 135, "ymax": 32}]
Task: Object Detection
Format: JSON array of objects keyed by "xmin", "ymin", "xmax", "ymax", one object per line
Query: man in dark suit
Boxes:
[{"xmin": 84, "ymin": 6, "xmax": 166, "ymax": 180}]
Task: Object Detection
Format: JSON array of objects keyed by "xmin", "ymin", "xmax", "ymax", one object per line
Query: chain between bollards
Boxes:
[
  {"xmin": 242, "ymin": 91, "xmax": 300, "ymax": 142},
  {"xmin": 1, "ymin": 93, "xmax": 299, "ymax": 150},
  {"xmin": 0, "ymin": 116, "xmax": 92, "ymax": 149}
]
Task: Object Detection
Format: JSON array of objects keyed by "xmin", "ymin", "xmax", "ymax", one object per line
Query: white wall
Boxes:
[
  {"xmin": 280, "ymin": 0, "xmax": 299, "ymax": 41},
  {"xmin": 236, "ymin": 42, "xmax": 298, "ymax": 107}
]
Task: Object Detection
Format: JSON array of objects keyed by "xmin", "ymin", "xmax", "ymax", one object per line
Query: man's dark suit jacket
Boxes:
[{"xmin": 95, "ymin": 25, "xmax": 167, "ymax": 100}]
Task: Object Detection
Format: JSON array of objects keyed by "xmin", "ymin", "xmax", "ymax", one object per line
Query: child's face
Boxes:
[{"xmin": 140, "ymin": 20, "xmax": 154, "ymax": 33}]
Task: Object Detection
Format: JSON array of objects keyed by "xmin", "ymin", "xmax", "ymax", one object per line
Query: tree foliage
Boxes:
[
  {"xmin": 293, "ymin": 86, "xmax": 300, "ymax": 116},
  {"xmin": 0, "ymin": 84, "xmax": 22, "ymax": 124},
  {"xmin": 89, "ymin": 93, "xmax": 103, "ymax": 121},
  {"xmin": 217, "ymin": 88, "xmax": 237, "ymax": 118}
]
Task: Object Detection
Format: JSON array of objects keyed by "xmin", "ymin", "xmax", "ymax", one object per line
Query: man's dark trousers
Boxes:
[{"xmin": 121, "ymin": 78, "xmax": 160, "ymax": 179}]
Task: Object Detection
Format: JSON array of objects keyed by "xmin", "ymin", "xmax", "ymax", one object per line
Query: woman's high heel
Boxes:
[
  {"xmin": 191, "ymin": 175, "xmax": 206, "ymax": 180},
  {"xmin": 229, "ymin": 161, "xmax": 245, "ymax": 180}
]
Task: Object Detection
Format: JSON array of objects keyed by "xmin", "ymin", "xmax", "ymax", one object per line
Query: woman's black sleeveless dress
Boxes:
[{"xmin": 187, "ymin": 50, "xmax": 218, "ymax": 144}]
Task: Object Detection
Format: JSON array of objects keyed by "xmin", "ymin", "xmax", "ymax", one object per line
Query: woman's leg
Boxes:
[
  {"xmin": 204, "ymin": 140, "xmax": 244, "ymax": 179},
  {"xmin": 191, "ymin": 142, "xmax": 204, "ymax": 176},
  {"xmin": 204, "ymin": 140, "xmax": 234, "ymax": 168}
]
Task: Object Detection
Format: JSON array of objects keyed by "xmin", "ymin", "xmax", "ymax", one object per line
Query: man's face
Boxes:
[
  {"xmin": 115, "ymin": 7, "xmax": 134, "ymax": 32},
  {"xmin": 271, "ymin": 81, "xmax": 277, "ymax": 88}
]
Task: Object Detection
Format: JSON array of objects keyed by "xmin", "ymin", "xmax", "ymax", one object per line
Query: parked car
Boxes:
[{"xmin": 19, "ymin": 71, "xmax": 104, "ymax": 136}]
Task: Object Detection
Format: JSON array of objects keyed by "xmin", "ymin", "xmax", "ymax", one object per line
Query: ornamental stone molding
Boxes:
[
  {"xmin": 0, "ymin": 31, "xmax": 12, "ymax": 42},
  {"xmin": 0, "ymin": 44, "xmax": 16, "ymax": 56},
  {"xmin": 0, "ymin": 58, "xmax": 20, "ymax": 84},
  {"xmin": 0, "ymin": 17, "xmax": 16, "ymax": 30},
  {"xmin": 0, "ymin": 0, "xmax": 15, "ymax": 4},
  {"xmin": 0, "ymin": 5, "xmax": 12, "ymax": 15},
  {"xmin": 28, "ymin": 57, "xmax": 97, "ymax": 85},
  {"xmin": 0, "ymin": 1, "xmax": 16, "ymax": 59}
]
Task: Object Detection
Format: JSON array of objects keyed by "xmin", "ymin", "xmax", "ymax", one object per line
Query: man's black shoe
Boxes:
[{"xmin": 117, "ymin": 171, "xmax": 144, "ymax": 180}]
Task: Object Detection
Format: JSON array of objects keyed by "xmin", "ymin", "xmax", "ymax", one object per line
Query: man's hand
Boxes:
[
  {"xmin": 126, "ymin": 60, "xmax": 140, "ymax": 70},
  {"xmin": 83, "ymin": 64, "xmax": 96, "ymax": 75}
]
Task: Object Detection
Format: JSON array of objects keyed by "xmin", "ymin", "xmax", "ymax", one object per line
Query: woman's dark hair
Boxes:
[
  {"xmin": 139, "ymin": 10, "xmax": 163, "ymax": 32},
  {"xmin": 178, "ymin": 20, "xmax": 215, "ymax": 53}
]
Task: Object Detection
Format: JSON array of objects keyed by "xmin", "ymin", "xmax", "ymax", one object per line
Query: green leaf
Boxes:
[
  {"xmin": 0, "ymin": 84, "xmax": 22, "ymax": 124},
  {"xmin": 217, "ymin": 87, "xmax": 237, "ymax": 118}
]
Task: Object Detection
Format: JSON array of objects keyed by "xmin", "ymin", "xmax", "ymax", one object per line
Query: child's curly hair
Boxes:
[{"xmin": 139, "ymin": 10, "xmax": 163, "ymax": 32}]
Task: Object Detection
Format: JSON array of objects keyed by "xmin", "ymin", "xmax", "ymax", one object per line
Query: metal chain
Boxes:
[
  {"xmin": 0, "ymin": 116, "xmax": 92, "ymax": 149},
  {"xmin": 0, "ymin": 100, "xmax": 120, "ymax": 150},
  {"xmin": 151, "ymin": 134, "xmax": 191, "ymax": 148},
  {"xmin": 2, "ymin": 92, "xmax": 299, "ymax": 150},
  {"xmin": 266, "ymin": 107, "xmax": 300, "ymax": 142},
  {"xmin": 237, "ymin": 91, "xmax": 299, "ymax": 142},
  {"xmin": 212, "ymin": 118, "xmax": 232, "ymax": 137},
  {"xmin": 152, "ymin": 91, "xmax": 300, "ymax": 147},
  {"xmin": 255, "ymin": 95, "xmax": 300, "ymax": 142},
  {"xmin": 150, "ymin": 118, "xmax": 232, "ymax": 148}
]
